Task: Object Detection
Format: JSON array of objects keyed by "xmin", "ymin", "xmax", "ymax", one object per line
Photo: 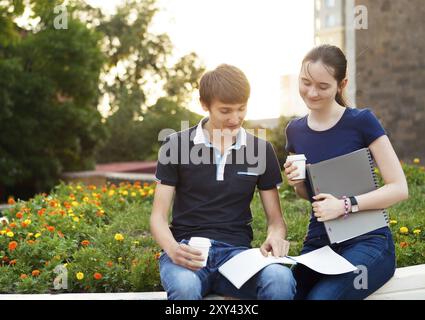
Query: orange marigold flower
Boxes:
[
  {"xmin": 16, "ymin": 212, "xmax": 23, "ymax": 219},
  {"xmin": 8, "ymin": 241, "xmax": 18, "ymax": 251},
  {"xmin": 9, "ymin": 222, "xmax": 16, "ymax": 228},
  {"xmin": 9, "ymin": 259, "xmax": 17, "ymax": 265},
  {"xmin": 21, "ymin": 222, "xmax": 28, "ymax": 228},
  {"xmin": 27, "ymin": 240, "xmax": 35, "ymax": 245},
  {"xmin": 7, "ymin": 197, "xmax": 16, "ymax": 205},
  {"xmin": 32, "ymin": 270, "xmax": 41, "ymax": 277},
  {"xmin": 400, "ymin": 242, "xmax": 409, "ymax": 248},
  {"xmin": 154, "ymin": 252, "xmax": 161, "ymax": 260},
  {"xmin": 57, "ymin": 231, "xmax": 64, "ymax": 238},
  {"xmin": 46, "ymin": 226, "xmax": 55, "ymax": 232},
  {"xmin": 37, "ymin": 208, "xmax": 46, "ymax": 216},
  {"xmin": 96, "ymin": 210, "xmax": 105, "ymax": 217},
  {"xmin": 49, "ymin": 200, "xmax": 58, "ymax": 207},
  {"xmin": 106, "ymin": 261, "xmax": 113, "ymax": 267},
  {"xmin": 93, "ymin": 272, "xmax": 103, "ymax": 280},
  {"xmin": 81, "ymin": 240, "xmax": 90, "ymax": 246},
  {"xmin": 20, "ymin": 274, "xmax": 28, "ymax": 280}
]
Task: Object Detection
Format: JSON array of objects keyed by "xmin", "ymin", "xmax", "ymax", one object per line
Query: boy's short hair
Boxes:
[{"xmin": 199, "ymin": 64, "xmax": 250, "ymax": 108}]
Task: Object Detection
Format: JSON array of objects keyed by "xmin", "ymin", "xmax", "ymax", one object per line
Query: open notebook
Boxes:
[
  {"xmin": 306, "ymin": 148, "xmax": 389, "ymax": 244},
  {"xmin": 218, "ymin": 246, "xmax": 357, "ymax": 289}
]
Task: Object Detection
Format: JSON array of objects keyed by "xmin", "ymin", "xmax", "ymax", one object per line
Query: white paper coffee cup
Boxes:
[
  {"xmin": 188, "ymin": 237, "xmax": 211, "ymax": 267},
  {"xmin": 286, "ymin": 154, "xmax": 307, "ymax": 180}
]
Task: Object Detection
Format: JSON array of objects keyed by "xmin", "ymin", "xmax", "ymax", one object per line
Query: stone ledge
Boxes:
[{"xmin": 1, "ymin": 264, "xmax": 424, "ymax": 300}]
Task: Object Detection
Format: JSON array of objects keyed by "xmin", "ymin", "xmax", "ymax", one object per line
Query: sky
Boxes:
[{"xmin": 87, "ymin": 0, "xmax": 314, "ymax": 120}]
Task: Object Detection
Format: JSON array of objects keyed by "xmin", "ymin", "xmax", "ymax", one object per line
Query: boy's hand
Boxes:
[
  {"xmin": 260, "ymin": 237, "xmax": 290, "ymax": 258},
  {"xmin": 167, "ymin": 243, "xmax": 205, "ymax": 271}
]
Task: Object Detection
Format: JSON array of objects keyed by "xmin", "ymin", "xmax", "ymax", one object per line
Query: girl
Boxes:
[{"xmin": 284, "ymin": 44, "xmax": 408, "ymax": 300}]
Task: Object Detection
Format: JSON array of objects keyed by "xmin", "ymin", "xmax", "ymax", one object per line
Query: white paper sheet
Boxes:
[{"xmin": 218, "ymin": 246, "xmax": 357, "ymax": 289}]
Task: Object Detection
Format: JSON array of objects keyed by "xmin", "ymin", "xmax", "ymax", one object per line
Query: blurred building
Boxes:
[
  {"xmin": 314, "ymin": 0, "xmax": 425, "ymax": 161},
  {"xmin": 280, "ymin": 74, "xmax": 308, "ymax": 117}
]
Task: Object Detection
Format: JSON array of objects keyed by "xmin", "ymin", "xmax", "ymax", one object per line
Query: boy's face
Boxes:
[{"xmin": 201, "ymin": 100, "xmax": 247, "ymax": 136}]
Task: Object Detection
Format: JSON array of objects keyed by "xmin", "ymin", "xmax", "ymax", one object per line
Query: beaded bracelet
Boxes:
[{"xmin": 342, "ymin": 196, "xmax": 350, "ymax": 219}]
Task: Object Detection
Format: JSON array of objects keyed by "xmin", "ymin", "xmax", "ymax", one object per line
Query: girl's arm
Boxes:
[{"xmin": 355, "ymin": 135, "xmax": 409, "ymax": 210}]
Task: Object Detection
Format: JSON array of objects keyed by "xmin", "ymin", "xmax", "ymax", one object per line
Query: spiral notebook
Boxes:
[{"xmin": 306, "ymin": 148, "xmax": 389, "ymax": 244}]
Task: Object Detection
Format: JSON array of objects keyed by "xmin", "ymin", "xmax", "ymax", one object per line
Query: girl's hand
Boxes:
[
  {"xmin": 283, "ymin": 161, "xmax": 305, "ymax": 187},
  {"xmin": 312, "ymin": 193, "xmax": 348, "ymax": 222}
]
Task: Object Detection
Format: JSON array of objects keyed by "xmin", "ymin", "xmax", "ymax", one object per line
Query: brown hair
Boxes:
[
  {"xmin": 302, "ymin": 44, "xmax": 348, "ymax": 107},
  {"xmin": 199, "ymin": 64, "xmax": 250, "ymax": 108}
]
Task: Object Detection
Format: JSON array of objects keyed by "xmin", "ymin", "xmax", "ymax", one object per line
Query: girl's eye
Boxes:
[
  {"xmin": 319, "ymin": 86, "xmax": 329, "ymax": 90},
  {"xmin": 303, "ymin": 81, "xmax": 311, "ymax": 86}
]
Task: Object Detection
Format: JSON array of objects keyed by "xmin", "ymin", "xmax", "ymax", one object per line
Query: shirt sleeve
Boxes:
[
  {"xmin": 155, "ymin": 134, "xmax": 179, "ymax": 186},
  {"xmin": 360, "ymin": 109, "xmax": 387, "ymax": 146},
  {"xmin": 257, "ymin": 142, "xmax": 283, "ymax": 190},
  {"xmin": 285, "ymin": 121, "xmax": 295, "ymax": 153}
]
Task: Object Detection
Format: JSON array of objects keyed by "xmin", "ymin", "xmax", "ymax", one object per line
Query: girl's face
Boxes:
[{"xmin": 299, "ymin": 60, "xmax": 341, "ymax": 111}]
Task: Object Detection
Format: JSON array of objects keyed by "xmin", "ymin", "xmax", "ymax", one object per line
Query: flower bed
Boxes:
[
  {"xmin": 1, "ymin": 182, "xmax": 162, "ymax": 293},
  {"xmin": 1, "ymin": 161, "xmax": 424, "ymax": 294}
]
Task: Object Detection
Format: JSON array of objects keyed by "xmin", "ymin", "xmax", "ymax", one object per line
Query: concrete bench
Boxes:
[{"xmin": 0, "ymin": 264, "xmax": 423, "ymax": 300}]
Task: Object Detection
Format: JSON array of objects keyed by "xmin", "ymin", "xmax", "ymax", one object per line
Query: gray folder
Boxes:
[{"xmin": 306, "ymin": 148, "xmax": 389, "ymax": 244}]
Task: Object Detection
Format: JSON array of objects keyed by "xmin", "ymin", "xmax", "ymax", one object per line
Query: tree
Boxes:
[
  {"xmin": 94, "ymin": 0, "xmax": 205, "ymax": 163},
  {"xmin": 0, "ymin": 0, "xmax": 106, "ymax": 200}
]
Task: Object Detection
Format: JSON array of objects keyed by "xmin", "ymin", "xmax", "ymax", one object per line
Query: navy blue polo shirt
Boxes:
[
  {"xmin": 156, "ymin": 118, "xmax": 283, "ymax": 247},
  {"xmin": 285, "ymin": 107, "xmax": 389, "ymax": 240}
]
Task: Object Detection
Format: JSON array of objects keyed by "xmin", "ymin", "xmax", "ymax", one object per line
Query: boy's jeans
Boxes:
[{"xmin": 159, "ymin": 239, "xmax": 296, "ymax": 300}]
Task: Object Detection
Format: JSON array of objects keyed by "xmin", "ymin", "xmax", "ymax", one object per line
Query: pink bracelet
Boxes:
[{"xmin": 342, "ymin": 196, "xmax": 350, "ymax": 219}]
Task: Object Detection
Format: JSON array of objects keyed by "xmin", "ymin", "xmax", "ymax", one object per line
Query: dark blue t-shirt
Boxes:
[{"xmin": 285, "ymin": 107, "xmax": 389, "ymax": 240}]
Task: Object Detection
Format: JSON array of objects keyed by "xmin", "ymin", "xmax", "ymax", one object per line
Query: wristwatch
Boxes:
[{"xmin": 349, "ymin": 196, "xmax": 359, "ymax": 213}]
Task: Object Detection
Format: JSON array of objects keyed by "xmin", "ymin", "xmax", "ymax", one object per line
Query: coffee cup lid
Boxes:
[
  {"xmin": 189, "ymin": 237, "xmax": 211, "ymax": 247},
  {"xmin": 287, "ymin": 154, "xmax": 306, "ymax": 161}
]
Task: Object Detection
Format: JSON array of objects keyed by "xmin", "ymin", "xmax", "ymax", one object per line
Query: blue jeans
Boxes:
[
  {"xmin": 159, "ymin": 239, "xmax": 296, "ymax": 300},
  {"xmin": 293, "ymin": 231, "xmax": 396, "ymax": 300}
]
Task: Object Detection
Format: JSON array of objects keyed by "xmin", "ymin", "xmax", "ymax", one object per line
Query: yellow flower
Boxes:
[
  {"xmin": 389, "ymin": 220, "xmax": 398, "ymax": 225},
  {"xmin": 68, "ymin": 209, "xmax": 73, "ymax": 214},
  {"xmin": 108, "ymin": 190, "xmax": 115, "ymax": 197},
  {"xmin": 413, "ymin": 158, "xmax": 420, "ymax": 164},
  {"xmin": 6, "ymin": 231, "xmax": 14, "ymax": 238},
  {"xmin": 122, "ymin": 190, "xmax": 128, "ymax": 196},
  {"xmin": 148, "ymin": 189, "xmax": 154, "ymax": 196},
  {"xmin": 76, "ymin": 185, "xmax": 82, "ymax": 191},
  {"xmin": 76, "ymin": 272, "xmax": 84, "ymax": 280},
  {"xmin": 73, "ymin": 217, "xmax": 80, "ymax": 223},
  {"xmin": 133, "ymin": 241, "xmax": 140, "ymax": 245},
  {"xmin": 24, "ymin": 219, "xmax": 31, "ymax": 225},
  {"xmin": 0, "ymin": 230, "xmax": 6, "ymax": 235},
  {"xmin": 114, "ymin": 233, "xmax": 124, "ymax": 241},
  {"xmin": 27, "ymin": 233, "xmax": 34, "ymax": 238},
  {"xmin": 71, "ymin": 201, "xmax": 79, "ymax": 207},
  {"xmin": 413, "ymin": 229, "xmax": 421, "ymax": 235},
  {"xmin": 83, "ymin": 197, "xmax": 89, "ymax": 203},
  {"xmin": 35, "ymin": 233, "xmax": 42, "ymax": 238},
  {"xmin": 131, "ymin": 192, "xmax": 136, "ymax": 197},
  {"xmin": 399, "ymin": 227, "xmax": 409, "ymax": 234}
]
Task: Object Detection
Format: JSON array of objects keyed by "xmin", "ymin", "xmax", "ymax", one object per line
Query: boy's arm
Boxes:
[
  {"xmin": 258, "ymin": 188, "xmax": 290, "ymax": 258},
  {"xmin": 150, "ymin": 183, "xmax": 204, "ymax": 271}
]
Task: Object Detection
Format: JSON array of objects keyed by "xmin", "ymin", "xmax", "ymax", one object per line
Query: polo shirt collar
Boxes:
[{"xmin": 193, "ymin": 117, "xmax": 247, "ymax": 149}]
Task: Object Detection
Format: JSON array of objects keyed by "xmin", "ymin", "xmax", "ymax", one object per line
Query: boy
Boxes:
[{"xmin": 150, "ymin": 64, "xmax": 295, "ymax": 300}]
